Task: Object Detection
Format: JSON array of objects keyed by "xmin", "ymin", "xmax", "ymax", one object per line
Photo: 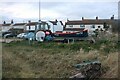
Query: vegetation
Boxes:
[{"xmin": 2, "ymin": 38, "xmax": 119, "ymax": 78}]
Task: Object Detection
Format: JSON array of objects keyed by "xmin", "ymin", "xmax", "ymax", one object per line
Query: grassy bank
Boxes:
[{"xmin": 2, "ymin": 40, "xmax": 119, "ymax": 78}]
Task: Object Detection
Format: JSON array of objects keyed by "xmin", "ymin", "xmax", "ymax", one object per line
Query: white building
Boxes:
[
  {"xmin": 1, "ymin": 23, "xmax": 13, "ymax": 32},
  {"xmin": 48, "ymin": 20, "xmax": 63, "ymax": 33},
  {"xmin": 64, "ymin": 17, "xmax": 114, "ymax": 35},
  {"xmin": 13, "ymin": 23, "xmax": 26, "ymax": 29}
]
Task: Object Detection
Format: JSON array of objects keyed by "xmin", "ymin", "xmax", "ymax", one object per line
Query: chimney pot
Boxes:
[
  {"xmin": 96, "ymin": 16, "xmax": 98, "ymax": 20},
  {"xmin": 82, "ymin": 17, "xmax": 84, "ymax": 20},
  {"xmin": 67, "ymin": 18, "xmax": 69, "ymax": 22},
  {"xmin": 28, "ymin": 20, "xmax": 31, "ymax": 23},
  {"xmin": 111, "ymin": 15, "xmax": 114, "ymax": 20},
  {"xmin": 3, "ymin": 21, "xmax": 6, "ymax": 24},
  {"xmin": 11, "ymin": 19, "xmax": 14, "ymax": 24}
]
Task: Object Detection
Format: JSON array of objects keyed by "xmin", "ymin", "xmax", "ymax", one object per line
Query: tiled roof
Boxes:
[
  {"xmin": 65, "ymin": 19, "xmax": 115, "ymax": 25},
  {"xmin": 2, "ymin": 23, "xmax": 11, "ymax": 26},
  {"xmin": 13, "ymin": 23, "xmax": 26, "ymax": 26},
  {"xmin": 26, "ymin": 22, "xmax": 38, "ymax": 26},
  {"xmin": 49, "ymin": 20, "xmax": 57, "ymax": 25}
]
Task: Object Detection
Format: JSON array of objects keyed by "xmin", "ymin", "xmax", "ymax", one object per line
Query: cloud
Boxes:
[
  {"xmin": 0, "ymin": 3, "xmax": 39, "ymax": 19},
  {"xmin": 40, "ymin": 2, "xmax": 118, "ymax": 20},
  {"xmin": 0, "ymin": 0, "xmax": 119, "ymax": 2},
  {"xmin": 40, "ymin": 9, "xmax": 61, "ymax": 19},
  {"xmin": 0, "ymin": 1, "xmax": 118, "ymax": 23}
]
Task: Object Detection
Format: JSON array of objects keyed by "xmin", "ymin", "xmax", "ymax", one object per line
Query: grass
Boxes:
[{"xmin": 2, "ymin": 39, "xmax": 119, "ymax": 78}]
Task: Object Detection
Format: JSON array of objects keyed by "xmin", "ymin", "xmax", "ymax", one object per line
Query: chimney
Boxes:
[
  {"xmin": 111, "ymin": 15, "xmax": 114, "ymax": 20},
  {"xmin": 28, "ymin": 20, "xmax": 31, "ymax": 23},
  {"xmin": 11, "ymin": 19, "xmax": 14, "ymax": 24},
  {"xmin": 82, "ymin": 17, "xmax": 84, "ymax": 20},
  {"xmin": 39, "ymin": 19, "xmax": 41, "ymax": 22},
  {"xmin": 96, "ymin": 16, "xmax": 98, "ymax": 20},
  {"xmin": 67, "ymin": 18, "xmax": 69, "ymax": 22},
  {"xmin": 55, "ymin": 19, "xmax": 58, "ymax": 22},
  {"xmin": 3, "ymin": 21, "xmax": 6, "ymax": 24},
  {"xmin": 28, "ymin": 20, "xmax": 31, "ymax": 30}
]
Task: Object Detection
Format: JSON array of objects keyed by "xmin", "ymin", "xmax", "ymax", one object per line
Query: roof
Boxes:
[
  {"xmin": 49, "ymin": 20, "xmax": 57, "ymax": 25},
  {"xmin": 60, "ymin": 21, "xmax": 64, "ymax": 25},
  {"xmin": 40, "ymin": 21, "xmax": 48, "ymax": 24},
  {"xmin": 2, "ymin": 23, "xmax": 11, "ymax": 26},
  {"xmin": 13, "ymin": 23, "xmax": 26, "ymax": 26},
  {"xmin": 65, "ymin": 19, "xmax": 116, "ymax": 25},
  {"xmin": 26, "ymin": 22, "xmax": 38, "ymax": 26}
]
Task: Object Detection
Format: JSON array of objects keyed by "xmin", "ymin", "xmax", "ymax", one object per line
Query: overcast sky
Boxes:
[{"xmin": 0, "ymin": 0, "xmax": 119, "ymax": 23}]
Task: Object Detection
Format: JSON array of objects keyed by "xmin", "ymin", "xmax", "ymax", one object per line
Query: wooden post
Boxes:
[
  {"xmin": 68, "ymin": 39, "xmax": 69, "ymax": 44},
  {"xmin": 73, "ymin": 38, "xmax": 75, "ymax": 43}
]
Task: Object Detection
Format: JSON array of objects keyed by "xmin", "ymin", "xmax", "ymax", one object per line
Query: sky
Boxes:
[{"xmin": 0, "ymin": 0, "xmax": 119, "ymax": 24}]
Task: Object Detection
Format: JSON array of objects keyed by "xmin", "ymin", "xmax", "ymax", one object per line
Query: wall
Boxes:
[
  {"xmin": 2, "ymin": 26, "xmax": 13, "ymax": 31},
  {"xmin": 13, "ymin": 26, "xmax": 25, "ymax": 29},
  {"xmin": 26, "ymin": 25, "xmax": 35, "ymax": 31},
  {"xmin": 66, "ymin": 25, "xmax": 83, "ymax": 28}
]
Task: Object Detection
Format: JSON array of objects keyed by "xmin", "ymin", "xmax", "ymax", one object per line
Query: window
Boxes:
[
  {"xmin": 69, "ymin": 25, "xmax": 73, "ymax": 27},
  {"xmin": 80, "ymin": 24, "xmax": 85, "ymax": 28}
]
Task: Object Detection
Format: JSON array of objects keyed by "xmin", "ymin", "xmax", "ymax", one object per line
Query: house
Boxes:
[
  {"xmin": 1, "ymin": 20, "xmax": 16, "ymax": 32},
  {"xmin": 2, "ymin": 23, "xmax": 13, "ymax": 32},
  {"xmin": 11, "ymin": 23, "xmax": 27, "ymax": 33},
  {"xmin": 25, "ymin": 20, "xmax": 51, "ymax": 32},
  {"xmin": 12, "ymin": 23, "xmax": 26, "ymax": 29},
  {"xmin": 47, "ymin": 19, "xmax": 63, "ymax": 33},
  {"xmin": 64, "ymin": 16, "xmax": 116, "ymax": 34},
  {"xmin": 26, "ymin": 21, "xmax": 38, "ymax": 31}
]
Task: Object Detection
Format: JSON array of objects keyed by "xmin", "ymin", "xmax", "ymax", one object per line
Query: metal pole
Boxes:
[
  {"xmin": 53, "ymin": 25, "xmax": 54, "ymax": 33},
  {"xmin": 39, "ymin": 0, "xmax": 40, "ymax": 21}
]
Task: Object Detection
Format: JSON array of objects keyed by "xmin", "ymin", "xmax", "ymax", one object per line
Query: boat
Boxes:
[{"xmin": 53, "ymin": 29, "xmax": 88, "ymax": 38}]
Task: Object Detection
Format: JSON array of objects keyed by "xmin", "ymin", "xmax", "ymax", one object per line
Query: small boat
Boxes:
[{"xmin": 53, "ymin": 29, "xmax": 88, "ymax": 38}]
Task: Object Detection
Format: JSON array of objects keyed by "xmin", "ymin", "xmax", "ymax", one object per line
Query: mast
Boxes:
[{"xmin": 39, "ymin": 0, "xmax": 40, "ymax": 21}]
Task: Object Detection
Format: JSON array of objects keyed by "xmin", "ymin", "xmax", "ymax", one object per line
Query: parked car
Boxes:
[
  {"xmin": 4, "ymin": 33, "xmax": 17, "ymax": 38},
  {"xmin": 25, "ymin": 32, "xmax": 35, "ymax": 40},
  {"xmin": 2, "ymin": 31, "xmax": 12, "ymax": 37},
  {"xmin": 17, "ymin": 33, "xmax": 26, "ymax": 38}
]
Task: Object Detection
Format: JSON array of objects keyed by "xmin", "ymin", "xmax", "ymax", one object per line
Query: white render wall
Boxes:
[
  {"xmin": 13, "ymin": 26, "xmax": 26, "ymax": 29},
  {"xmin": 47, "ymin": 21, "xmax": 63, "ymax": 33},
  {"xmin": 65, "ymin": 24, "xmax": 108, "ymax": 35},
  {"xmin": 66, "ymin": 24, "xmax": 104, "ymax": 29},
  {"xmin": 26, "ymin": 25, "xmax": 35, "ymax": 30},
  {"xmin": 66, "ymin": 25, "xmax": 83, "ymax": 28},
  {"xmin": 2, "ymin": 26, "xmax": 13, "ymax": 31},
  {"xmin": 66, "ymin": 24, "xmax": 104, "ymax": 31}
]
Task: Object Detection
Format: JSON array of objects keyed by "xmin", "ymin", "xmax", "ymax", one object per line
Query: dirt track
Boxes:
[{"xmin": 0, "ymin": 38, "xmax": 23, "ymax": 43}]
